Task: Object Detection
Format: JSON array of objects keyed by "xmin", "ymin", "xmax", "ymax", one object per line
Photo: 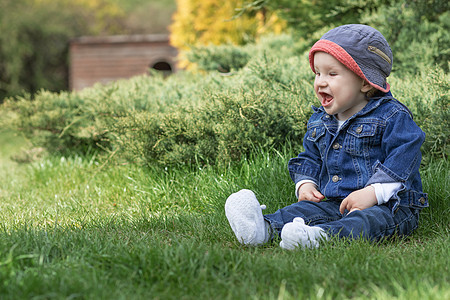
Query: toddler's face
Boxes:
[{"xmin": 313, "ymin": 52, "xmax": 372, "ymax": 121}]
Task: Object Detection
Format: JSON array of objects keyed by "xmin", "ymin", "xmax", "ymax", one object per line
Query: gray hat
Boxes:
[{"xmin": 309, "ymin": 24, "xmax": 393, "ymax": 92}]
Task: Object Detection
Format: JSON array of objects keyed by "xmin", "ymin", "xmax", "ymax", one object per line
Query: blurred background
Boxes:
[
  {"xmin": 0, "ymin": 0, "xmax": 176, "ymax": 101},
  {"xmin": 0, "ymin": 0, "xmax": 448, "ymax": 102}
]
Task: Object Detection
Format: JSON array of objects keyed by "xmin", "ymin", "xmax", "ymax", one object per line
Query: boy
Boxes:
[{"xmin": 225, "ymin": 24, "xmax": 428, "ymax": 249}]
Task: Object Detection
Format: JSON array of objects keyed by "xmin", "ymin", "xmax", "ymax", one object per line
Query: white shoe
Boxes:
[
  {"xmin": 280, "ymin": 217, "xmax": 327, "ymax": 250},
  {"xmin": 225, "ymin": 189, "xmax": 269, "ymax": 245}
]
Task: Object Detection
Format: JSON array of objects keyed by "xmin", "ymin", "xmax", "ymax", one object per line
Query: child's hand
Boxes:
[
  {"xmin": 339, "ymin": 186, "xmax": 377, "ymax": 214},
  {"xmin": 298, "ymin": 183, "xmax": 325, "ymax": 203}
]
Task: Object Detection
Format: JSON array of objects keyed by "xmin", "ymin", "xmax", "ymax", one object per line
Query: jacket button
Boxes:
[
  {"xmin": 333, "ymin": 143, "xmax": 341, "ymax": 150},
  {"xmin": 356, "ymin": 126, "xmax": 363, "ymax": 134},
  {"xmin": 311, "ymin": 129, "xmax": 316, "ymax": 138},
  {"xmin": 419, "ymin": 197, "xmax": 426, "ymax": 205},
  {"xmin": 332, "ymin": 175, "xmax": 340, "ymax": 182}
]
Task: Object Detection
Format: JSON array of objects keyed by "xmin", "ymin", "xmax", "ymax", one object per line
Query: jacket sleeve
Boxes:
[
  {"xmin": 365, "ymin": 108, "xmax": 428, "ymax": 209},
  {"xmin": 366, "ymin": 109, "xmax": 425, "ymax": 185}
]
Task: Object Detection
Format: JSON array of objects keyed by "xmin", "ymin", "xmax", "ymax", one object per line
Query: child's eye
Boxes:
[{"xmin": 330, "ymin": 72, "xmax": 337, "ymax": 76}]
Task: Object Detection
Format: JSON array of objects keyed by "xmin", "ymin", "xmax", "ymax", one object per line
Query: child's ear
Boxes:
[{"xmin": 361, "ymin": 80, "xmax": 372, "ymax": 93}]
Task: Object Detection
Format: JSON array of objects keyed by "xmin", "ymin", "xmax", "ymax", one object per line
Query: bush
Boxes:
[
  {"xmin": 114, "ymin": 54, "xmax": 314, "ymax": 166},
  {"xmin": 389, "ymin": 68, "xmax": 449, "ymax": 164},
  {"xmin": 2, "ymin": 69, "xmax": 241, "ymax": 156},
  {"xmin": 185, "ymin": 34, "xmax": 301, "ymax": 73},
  {"xmin": 2, "ymin": 91, "xmax": 112, "ymax": 155},
  {"xmin": 186, "ymin": 45, "xmax": 251, "ymax": 73},
  {"xmin": 361, "ymin": 4, "xmax": 450, "ymax": 74},
  {"xmin": 1, "ymin": 34, "xmax": 448, "ymax": 168}
]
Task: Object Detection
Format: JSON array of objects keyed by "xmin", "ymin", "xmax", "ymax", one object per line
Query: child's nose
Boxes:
[{"xmin": 315, "ymin": 75, "xmax": 327, "ymax": 86}]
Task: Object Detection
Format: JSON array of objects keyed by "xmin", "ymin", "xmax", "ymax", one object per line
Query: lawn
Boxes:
[{"xmin": 0, "ymin": 130, "xmax": 448, "ymax": 299}]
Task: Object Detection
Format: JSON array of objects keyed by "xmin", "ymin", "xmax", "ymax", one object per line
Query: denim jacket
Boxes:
[{"xmin": 288, "ymin": 93, "xmax": 428, "ymax": 212}]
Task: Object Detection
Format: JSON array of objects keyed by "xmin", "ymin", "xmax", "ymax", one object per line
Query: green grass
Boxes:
[{"xmin": 0, "ymin": 131, "xmax": 448, "ymax": 299}]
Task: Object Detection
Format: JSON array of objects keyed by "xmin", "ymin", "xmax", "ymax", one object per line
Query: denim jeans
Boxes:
[{"xmin": 264, "ymin": 199, "xmax": 420, "ymax": 241}]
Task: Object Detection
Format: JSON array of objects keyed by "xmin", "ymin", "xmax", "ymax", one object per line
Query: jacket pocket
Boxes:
[
  {"xmin": 344, "ymin": 123, "xmax": 380, "ymax": 156},
  {"xmin": 306, "ymin": 125, "xmax": 327, "ymax": 158},
  {"xmin": 306, "ymin": 125, "xmax": 325, "ymax": 142}
]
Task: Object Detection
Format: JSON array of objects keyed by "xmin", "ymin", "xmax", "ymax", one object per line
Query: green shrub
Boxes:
[
  {"xmin": 2, "ymin": 71, "xmax": 224, "ymax": 155},
  {"xmin": 361, "ymin": 4, "xmax": 449, "ymax": 74},
  {"xmin": 186, "ymin": 45, "xmax": 251, "ymax": 73},
  {"xmin": 110, "ymin": 50, "xmax": 449, "ymax": 167},
  {"xmin": 1, "ymin": 34, "xmax": 448, "ymax": 168},
  {"xmin": 390, "ymin": 68, "xmax": 449, "ymax": 164},
  {"xmin": 185, "ymin": 34, "xmax": 301, "ymax": 73},
  {"xmin": 114, "ymin": 54, "xmax": 314, "ymax": 167},
  {"xmin": 2, "ymin": 91, "xmax": 111, "ymax": 155}
]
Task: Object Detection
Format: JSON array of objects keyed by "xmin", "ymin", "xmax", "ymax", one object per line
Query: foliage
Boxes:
[
  {"xmin": 239, "ymin": 0, "xmax": 449, "ymax": 74},
  {"xmin": 0, "ymin": 0, "xmax": 175, "ymax": 102},
  {"xmin": 0, "ymin": 0, "xmax": 128, "ymax": 102},
  {"xmin": 2, "ymin": 71, "xmax": 214, "ymax": 156},
  {"xmin": 361, "ymin": 2, "xmax": 450, "ymax": 74},
  {"xmin": 0, "ymin": 0, "xmax": 77, "ymax": 100},
  {"xmin": 2, "ymin": 34, "xmax": 448, "ymax": 168},
  {"xmin": 2, "ymin": 37, "xmax": 314, "ymax": 166},
  {"xmin": 113, "ymin": 0, "xmax": 177, "ymax": 34},
  {"xmin": 169, "ymin": 0, "xmax": 286, "ymax": 68},
  {"xmin": 389, "ymin": 68, "xmax": 450, "ymax": 164},
  {"xmin": 2, "ymin": 91, "xmax": 112, "ymax": 155},
  {"xmin": 185, "ymin": 34, "xmax": 299, "ymax": 72},
  {"xmin": 241, "ymin": 0, "xmax": 391, "ymax": 38},
  {"xmin": 186, "ymin": 45, "xmax": 251, "ymax": 73},
  {"xmin": 114, "ymin": 76, "xmax": 312, "ymax": 167}
]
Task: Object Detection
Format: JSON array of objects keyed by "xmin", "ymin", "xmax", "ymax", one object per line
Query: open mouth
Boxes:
[{"xmin": 319, "ymin": 92, "xmax": 334, "ymax": 107}]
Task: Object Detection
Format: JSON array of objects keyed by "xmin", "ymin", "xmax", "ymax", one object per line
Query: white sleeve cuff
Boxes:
[
  {"xmin": 371, "ymin": 182, "xmax": 402, "ymax": 205},
  {"xmin": 295, "ymin": 180, "xmax": 317, "ymax": 198}
]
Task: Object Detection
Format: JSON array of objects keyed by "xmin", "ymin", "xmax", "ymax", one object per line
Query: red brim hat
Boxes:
[{"xmin": 309, "ymin": 24, "xmax": 393, "ymax": 93}]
